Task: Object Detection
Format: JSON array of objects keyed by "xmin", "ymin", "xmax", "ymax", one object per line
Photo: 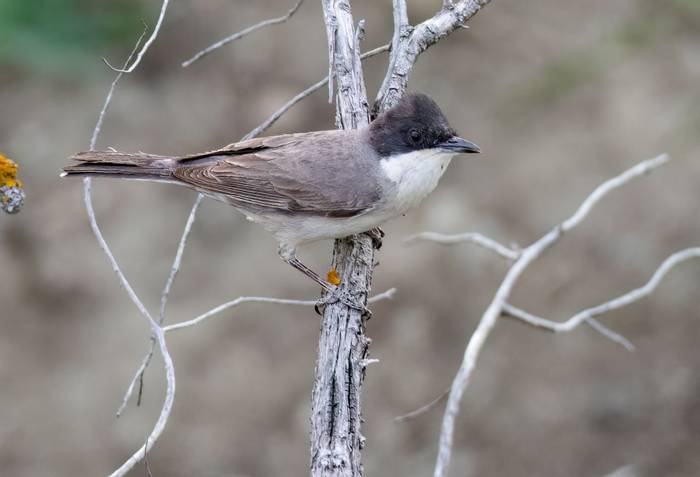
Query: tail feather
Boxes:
[{"xmin": 62, "ymin": 150, "xmax": 176, "ymax": 180}]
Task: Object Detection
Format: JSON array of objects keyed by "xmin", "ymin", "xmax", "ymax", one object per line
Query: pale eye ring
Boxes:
[{"xmin": 409, "ymin": 129, "xmax": 421, "ymax": 143}]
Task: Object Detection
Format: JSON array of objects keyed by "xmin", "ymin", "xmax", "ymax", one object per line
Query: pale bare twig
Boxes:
[
  {"xmin": 115, "ymin": 287, "xmax": 395, "ymax": 419},
  {"xmin": 434, "ymin": 154, "xmax": 671, "ymax": 477},
  {"xmin": 85, "ymin": 25, "xmax": 155, "ymax": 328},
  {"xmin": 102, "ymin": 0, "xmax": 170, "ymax": 73},
  {"xmin": 243, "ymin": 43, "xmax": 389, "ymax": 140},
  {"xmin": 84, "ymin": 19, "xmax": 175, "ymax": 476},
  {"xmin": 393, "ymin": 387, "xmax": 450, "ymax": 423},
  {"xmin": 502, "ymin": 303, "xmax": 636, "ymax": 352},
  {"xmin": 108, "ymin": 329, "xmax": 175, "ymax": 477},
  {"xmin": 90, "ymin": 24, "xmax": 148, "ymax": 150},
  {"xmin": 159, "ymin": 194, "xmax": 204, "ymax": 322},
  {"xmin": 502, "ymin": 246, "xmax": 700, "ymax": 334},
  {"xmin": 116, "ymin": 194, "xmax": 205, "ymax": 416},
  {"xmin": 404, "ymin": 231, "xmax": 520, "ymax": 261},
  {"xmin": 164, "ymin": 288, "xmax": 396, "ymax": 333},
  {"xmin": 311, "ymin": 2, "xmax": 375, "ymax": 475},
  {"xmin": 586, "ymin": 318, "xmax": 636, "ymax": 352},
  {"xmin": 376, "ymin": 0, "xmax": 409, "ymax": 110},
  {"xmin": 375, "ymin": 0, "xmax": 493, "ymax": 113},
  {"xmin": 181, "ymin": 0, "xmax": 305, "ymax": 67}
]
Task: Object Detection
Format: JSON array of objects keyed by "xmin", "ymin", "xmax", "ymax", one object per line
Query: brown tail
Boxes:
[{"xmin": 61, "ymin": 150, "xmax": 177, "ymax": 181}]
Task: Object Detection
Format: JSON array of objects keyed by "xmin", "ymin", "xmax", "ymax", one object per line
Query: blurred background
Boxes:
[{"xmin": 1, "ymin": 0, "xmax": 699, "ymax": 475}]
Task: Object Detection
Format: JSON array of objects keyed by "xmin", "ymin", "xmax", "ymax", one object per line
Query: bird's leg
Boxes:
[
  {"xmin": 278, "ymin": 245, "xmax": 370, "ymax": 316},
  {"xmin": 366, "ymin": 227, "xmax": 385, "ymax": 250},
  {"xmin": 286, "ymin": 255, "xmax": 335, "ymax": 293}
]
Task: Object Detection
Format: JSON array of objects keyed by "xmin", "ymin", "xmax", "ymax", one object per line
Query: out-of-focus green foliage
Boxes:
[{"xmin": 0, "ymin": 0, "xmax": 148, "ymax": 76}]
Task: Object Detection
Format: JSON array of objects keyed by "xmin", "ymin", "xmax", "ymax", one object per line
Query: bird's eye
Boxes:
[{"xmin": 408, "ymin": 129, "xmax": 421, "ymax": 143}]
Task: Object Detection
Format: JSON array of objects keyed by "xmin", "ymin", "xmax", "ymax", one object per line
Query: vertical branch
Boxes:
[{"xmin": 311, "ymin": 2, "xmax": 373, "ymax": 476}]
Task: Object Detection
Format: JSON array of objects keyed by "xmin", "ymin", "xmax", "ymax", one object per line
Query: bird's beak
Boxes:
[{"xmin": 438, "ymin": 136, "xmax": 481, "ymax": 154}]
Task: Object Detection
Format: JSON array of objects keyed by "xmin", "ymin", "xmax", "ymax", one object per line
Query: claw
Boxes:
[
  {"xmin": 314, "ymin": 287, "xmax": 372, "ymax": 317},
  {"xmin": 366, "ymin": 227, "xmax": 385, "ymax": 250}
]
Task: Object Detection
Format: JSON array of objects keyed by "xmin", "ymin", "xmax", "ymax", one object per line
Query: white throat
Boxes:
[{"xmin": 380, "ymin": 148, "xmax": 454, "ymax": 214}]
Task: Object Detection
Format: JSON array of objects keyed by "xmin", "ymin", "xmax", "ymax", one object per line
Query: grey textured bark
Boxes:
[
  {"xmin": 311, "ymin": 2, "xmax": 373, "ymax": 476},
  {"xmin": 311, "ymin": 1, "xmax": 493, "ymax": 476},
  {"xmin": 374, "ymin": 0, "xmax": 492, "ymax": 114}
]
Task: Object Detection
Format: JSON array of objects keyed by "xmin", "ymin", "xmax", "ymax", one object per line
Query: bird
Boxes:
[{"xmin": 63, "ymin": 93, "xmax": 480, "ymax": 303}]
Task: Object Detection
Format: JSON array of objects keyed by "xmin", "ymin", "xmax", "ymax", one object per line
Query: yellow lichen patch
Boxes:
[
  {"xmin": 0, "ymin": 154, "xmax": 22, "ymax": 188},
  {"xmin": 326, "ymin": 268, "xmax": 341, "ymax": 286}
]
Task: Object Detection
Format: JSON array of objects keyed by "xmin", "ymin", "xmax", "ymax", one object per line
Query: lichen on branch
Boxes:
[{"xmin": 0, "ymin": 154, "xmax": 25, "ymax": 214}]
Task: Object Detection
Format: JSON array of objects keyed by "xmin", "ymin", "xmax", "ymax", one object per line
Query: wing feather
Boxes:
[{"xmin": 171, "ymin": 131, "xmax": 379, "ymax": 217}]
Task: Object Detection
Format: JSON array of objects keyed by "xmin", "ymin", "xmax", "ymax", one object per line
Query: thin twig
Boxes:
[
  {"xmin": 502, "ymin": 247, "xmax": 700, "ymax": 334},
  {"xmin": 85, "ymin": 10, "xmax": 175, "ymax": 477},
  {"xmin": 91, "ymin": 24, "xmax": 148, "ymax": 150},
  {"xmin": 164, "ymin": 288, "xmax": 397, "ymax": 333},
  {"xmin": 502, "ymin": 303, "xmax": 636, "ymax": 352},
  {"xmin": 116, "ymin": 194, "xmax": 205, "ymax": 416},
  {"xmin": 586, "ymin": 318, "xmax": 636, "ymax": 352},
  {"xmin": 404, "ymin": 231, "xmax": 519, "ymax": 261},
  {"xmin": 84, "ymin": 25, "xmax": 156, "ymax": 330},
  {"xmin": 375, "ymin": 0, "xmax": 493, "ymax": 112},
  {"xmin": 159, "ymin": 194, "xmax": 204, "ymax": 321},
  {"xmin": 434, "ymin": 154, "xmax": 670, "ymax": 477},
  {"xmin": 109, "ymin": 330, "xmax": 175, "ymax": 477},
  {"xmin": 243, "ymin": 43, "xmax": 389, "ymax": 140},
  {"xmin": 181, "ymin": 0, "xmax": 305, "ymax": 67},
  {"xmin": 393, "ymin": 387, "xmax": 449, "ymax": 423},
  {"xmin": 116, "ymin": 288, "xmax": 395, "ymax": 417},
  {"xmin": 375, "ymin": 0, "xmax": 409, "ymax": 113},
  {"xmin": 102, "ymin": 0, "xmax": 170, "ymax": 73}
]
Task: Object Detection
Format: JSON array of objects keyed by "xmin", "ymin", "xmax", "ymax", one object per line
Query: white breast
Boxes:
[{"xmin": 380, "ymin": 149, "xmax": 454, "ymax": 214}]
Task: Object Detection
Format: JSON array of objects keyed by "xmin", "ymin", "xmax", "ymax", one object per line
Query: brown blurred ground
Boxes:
[{"xmin": 1, "ymin": 0, "xmax": 699, "ymax": 476}]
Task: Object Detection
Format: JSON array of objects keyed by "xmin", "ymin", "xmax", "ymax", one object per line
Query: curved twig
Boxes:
[
  {"xmin": 182, "ymin": 0, "xmax": 305, "ymax": 67},
  {"xmin": 434, "ymin": 154, "xmax": 670, "ymax": 477}
]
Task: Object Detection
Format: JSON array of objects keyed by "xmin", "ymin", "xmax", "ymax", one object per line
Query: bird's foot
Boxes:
[
  {"xmin": 366, "ymin": 227, "xmax": 385, "ymax": 250},
  {"xmin": 314, "ymin": 287, "xmax": 372, "ymax": 318}
]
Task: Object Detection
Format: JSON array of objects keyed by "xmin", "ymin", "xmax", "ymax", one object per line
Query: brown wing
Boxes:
[{"xmin": 171, "ymin": 131, "xmax": 380, "ymax": 217}]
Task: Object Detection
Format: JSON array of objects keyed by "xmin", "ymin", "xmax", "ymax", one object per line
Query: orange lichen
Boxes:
[
  {"xmin": 0, "ymin": 154, "xmax": 22, "ymax": 188},
  {"xmin": 326, "ymin": 268, "xmax": 341, "ymax": 286}
]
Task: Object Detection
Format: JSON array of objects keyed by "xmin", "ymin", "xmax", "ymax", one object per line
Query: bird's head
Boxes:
[{"xmin": 369, "ymin": 93, "xmax": 480, "ymax": 157}]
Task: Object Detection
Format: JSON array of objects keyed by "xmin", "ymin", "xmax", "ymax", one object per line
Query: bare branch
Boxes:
[
  {"xmin": 181, "ymin": 0, "xmax": 305, "ymax": 67},
  {"xmin": 560, "ymin": 154, "xmax": 669, "ymax": 232},
  {"xmin": 102, "ymin": 0, "xmax": 170, "ymax": 74},
  {"xmin": 434, "ymin": 154, "xmax": 671, "ymax": 477},
  {"xmin": 163, "ymin": 288, "xmax": 397, "ymax": 333},
  {"xmin": 375, "ymin": 0, "xmax": 493, "ymax": 112},
  {"xmin": 116, "ymin": 346, "xmax": 154, "ymax": 417},
  {"xmin": 503, "ymin": 247, "xmax": 700, "ymax": 334},
  {"xmin": 502, "ymin": 303, "xmax": 636, "ymax": 352},
  {"xmin": 404, "ymin": 231, "xmax": 519, "ymax": 261},
  {"xmin": 84, "ymin": 26, "xmax": 157, "ymax": 330},
  {"xmin": 311, "ymin": 2, "xmax": 376, "ymax": 475},
  {"xmin": 376, "ymin": 0, "xmax": 410, "ymax": 110},
  {"xmin": 586, "ymin": 318, "xmax": 636, "ymax": 352},
  {"xmin": 85, "ymin": 13, "xmax": 173, "ymax": 477},
  {"xmin": 393, "ymin": 387, "xmax": 449, "ymax": 423},
  {"xmin": 159, "ymin": 194, "xmax": 204, "ymax": 322},
  {"xmin": 243, "ymin": 43, "xmax": 389, "ymax": 140},
  {"xmin": 108, "ymin": 329, "xmax": 175, "ymax": 477},
  {"xmin": 90, "ymin": 24, "xmax": 148, "ymax": 150},
  {"xmin": 115, "ymin": 194, "xmax": 204, "ymax": 416}
]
